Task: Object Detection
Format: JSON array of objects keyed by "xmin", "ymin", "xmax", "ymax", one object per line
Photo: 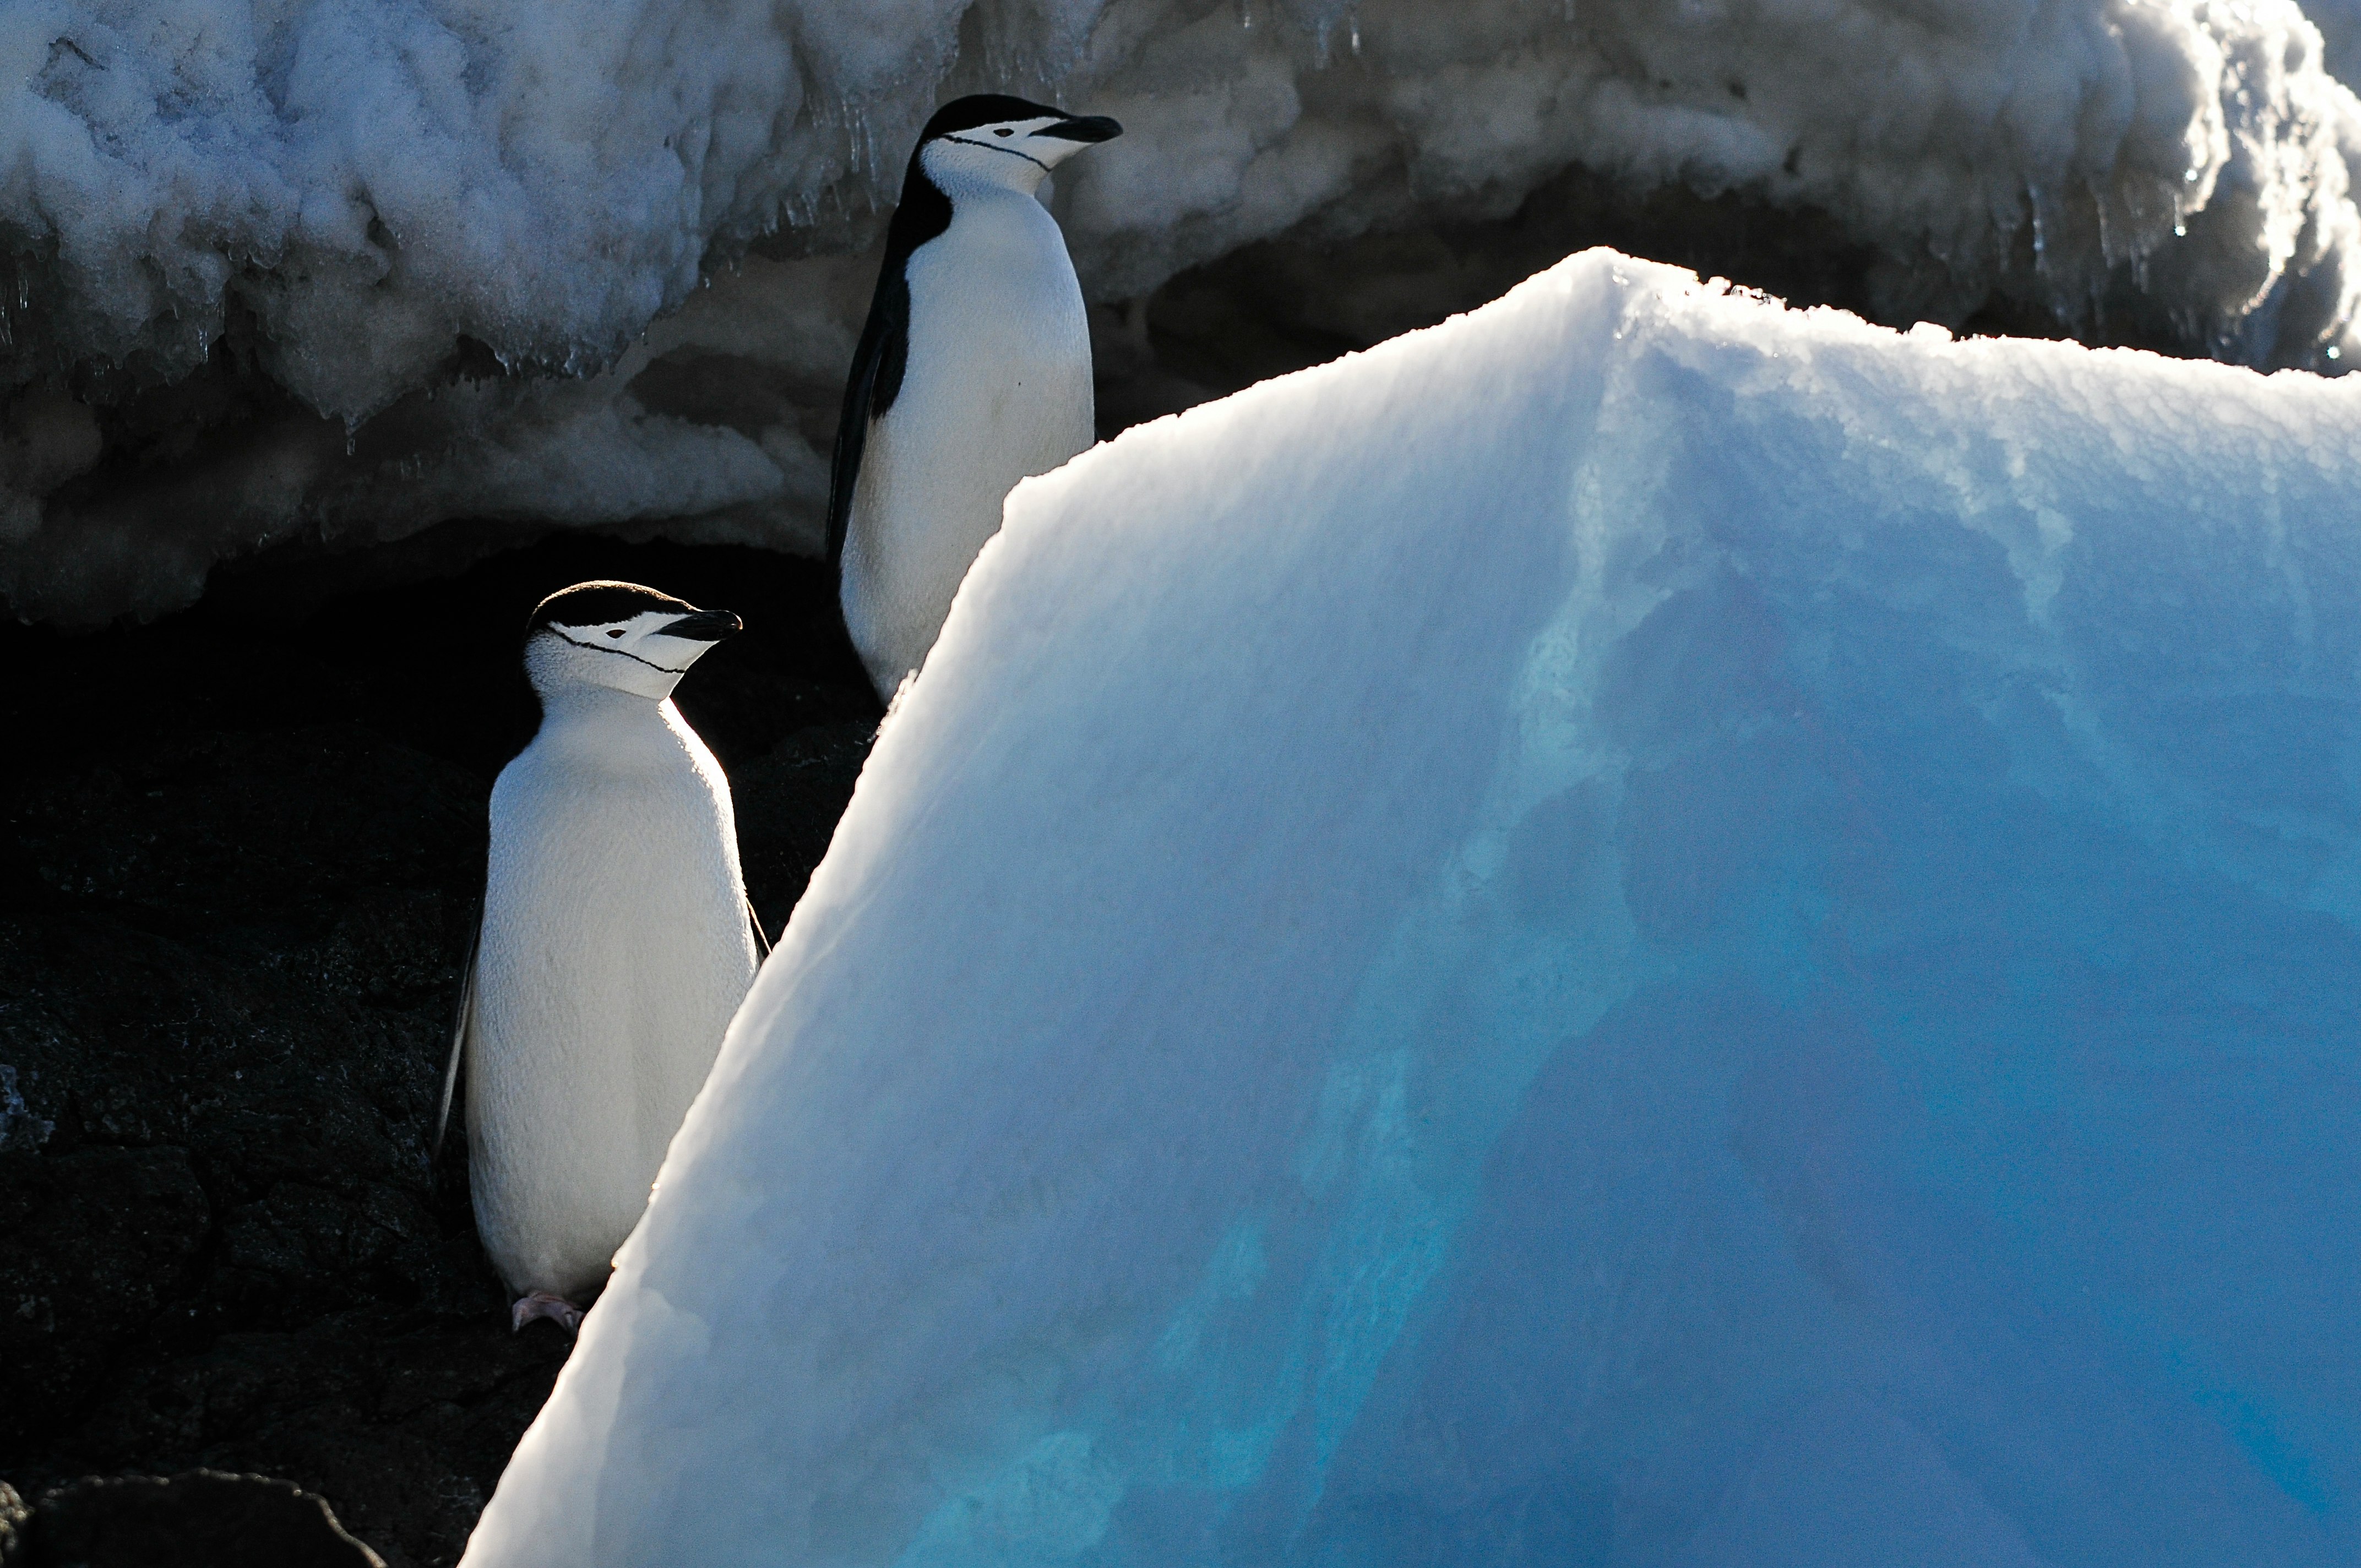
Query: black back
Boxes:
[{"xmin": 823, "ymin": 96, "xmax": 1070, "ymax": 566}]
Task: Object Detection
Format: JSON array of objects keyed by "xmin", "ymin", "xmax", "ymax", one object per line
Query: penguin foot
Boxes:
[{"xmin": 511, "ymin": 1292, "xmax": 585, "ymax": 1334}]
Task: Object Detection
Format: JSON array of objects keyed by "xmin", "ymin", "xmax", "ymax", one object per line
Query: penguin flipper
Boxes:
[
  {"xmin": 433, "ymin": 907, "xmax": 481, "ymax": 1163},
  {"xmin": 825, "ymin": 267, "xmax": 911, "ymax": 567}
]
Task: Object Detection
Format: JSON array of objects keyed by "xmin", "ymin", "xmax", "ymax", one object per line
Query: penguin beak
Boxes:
[
  {"xmin": 657, "ymin": 609, "xmax": 743, "ymax": 641},
  {"xmin": 1041, "ymin": 115, "xmax": 1122, "ymax": 144}
]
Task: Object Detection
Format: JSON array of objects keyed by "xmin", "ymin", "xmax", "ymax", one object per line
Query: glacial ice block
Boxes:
[{"xmin": 462, "ymin": 251, "xmax": 2361, "ymax": 1567}]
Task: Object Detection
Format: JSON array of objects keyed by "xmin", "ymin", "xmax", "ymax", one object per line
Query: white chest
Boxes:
[
  {"xmin": 490, "ymin": 715, "xmax": 738, "ymax": 918},
  {"xmin": 842, "ymin": 188, "xmax": 1097, "ymax": 691},
  {"xmin": 902, "ymin": 193, "xmax": 1092, "ymax": 402},
  {"xmin": 468, "ymin": 696, "xmax": 757, "ymax": 1298}
]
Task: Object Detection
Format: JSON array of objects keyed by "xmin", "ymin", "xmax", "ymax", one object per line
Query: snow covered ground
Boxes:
[
  {"xmin": 458, "ymin": 250, "xmax": 2361, "ymax": 1566},
  {"xmin": 11, "ymin": 0, "xmax": 2361, "ymax": 622}
]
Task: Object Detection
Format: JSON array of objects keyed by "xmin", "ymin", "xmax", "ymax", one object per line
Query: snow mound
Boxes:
[
  {"xmin": 13, "ymin": 0, "xmax": 2361, "ymax": 624},
  {"xmin": 0, "ymin": 0, "xmax": 966, "ymax": 421},
  {"xmin": 458, "ymin": 251, "xmax": 2361, "ymax": 1565}
]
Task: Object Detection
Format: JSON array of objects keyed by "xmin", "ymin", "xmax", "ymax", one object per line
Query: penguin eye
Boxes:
[
  {"xmin": 606, "ymin": 629, "xmax": 625, "ymax": 639},
  {"xmin": 994, "ymin": 127, "xmax": 1014, "ymax": 137}
]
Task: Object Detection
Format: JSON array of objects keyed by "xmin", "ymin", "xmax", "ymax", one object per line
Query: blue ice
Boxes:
[{"xmin": 464, "ymin": 254, "xmax": 2361, "ymax": 1567}]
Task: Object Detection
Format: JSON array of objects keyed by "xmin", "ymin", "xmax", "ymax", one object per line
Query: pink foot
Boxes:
[{"xmin": 511, "ymin": 1292, "xmax": 585, "ymax": 1334}]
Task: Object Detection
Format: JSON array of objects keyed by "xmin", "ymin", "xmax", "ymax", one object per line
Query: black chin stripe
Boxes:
[
  {"xmin": 548, "ymin": 629, "xmax": 692, "ymax": 675},
  {"xmin": 941, "ymin": 133, "xmax": 1052, "ymax": 173}
]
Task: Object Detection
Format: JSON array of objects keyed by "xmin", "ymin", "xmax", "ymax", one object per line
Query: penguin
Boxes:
[
  {"xmin": 828, "ymin": 94, "xmax": 1123, "ymax": 699},
  {"xmin": 436, "ymin": 581, "xmax": 764, "ymax": 1332}
]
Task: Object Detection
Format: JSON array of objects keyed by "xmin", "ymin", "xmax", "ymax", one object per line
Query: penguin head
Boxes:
[
  {"xmin": 914, "ymin": 94, "xmax": 1122, "ymax": 195},
  {"xmin": 523, "ymin": 581, "xmax": 742, "ymax": 701}
]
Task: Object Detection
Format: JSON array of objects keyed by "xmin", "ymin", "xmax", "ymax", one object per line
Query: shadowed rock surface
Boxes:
[
  {"xmin": 0, "ymin": 538, "xmax": 879, "ymax": 1566},
  {"xmin": 11, "ymin": 1470, "xmax": 384, "ymax": 1567}
]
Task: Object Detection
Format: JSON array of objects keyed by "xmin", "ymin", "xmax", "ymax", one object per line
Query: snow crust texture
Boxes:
[
  {"xmin": 13, "ymin": 0, "xmax": 2361, "ymax": 623},
  {"xmin": 459, "ymin": 250, "xmax": 2361, "ymax": 1566}
]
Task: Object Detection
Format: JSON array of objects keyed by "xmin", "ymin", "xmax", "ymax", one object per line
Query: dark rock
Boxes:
[
  {"xmin": 735, "ymin": 720, "xmax": 881, "ymax": 932},
  {"xmin": 0, "ymin": 1146, "xmax": 212, "ymax": 1450},
  {"xmin": 20, "ymin": 1470, "xmax": 383, "ymax": 1567},
  {"xmin": 0, "ymin": 536, "xmax": 878, "ymax": 1565}
]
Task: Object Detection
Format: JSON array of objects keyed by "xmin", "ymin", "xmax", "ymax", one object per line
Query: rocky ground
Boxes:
[{"xmin": 0, "ymin": 537, "xmax": 879, "ymax": 1565}]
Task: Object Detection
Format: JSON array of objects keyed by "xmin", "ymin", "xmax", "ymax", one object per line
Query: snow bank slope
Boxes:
[
  {"xmin": 486, "ymin": 247, "xmax": 2360, "ymax": 1565},
  {"xmin": 16, "ymin": 0, "xmax": 2361, "ymax": 625},
  {"xmin": 0, "ymin": 0, "xmax": 973, "ymax": 421},
  {"xmin": 12, "ymin": 0, "xmax": 2361, "ymax": 412}
]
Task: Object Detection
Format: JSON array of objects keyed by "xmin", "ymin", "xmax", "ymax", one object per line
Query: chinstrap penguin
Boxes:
[
  {"xmin": 828, "ymin": 93, "xmax": 1122, "ymax": 699},
  {"xmin": 438, "ymin": 581, "xmax": 764, "ymax": 1333}
]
